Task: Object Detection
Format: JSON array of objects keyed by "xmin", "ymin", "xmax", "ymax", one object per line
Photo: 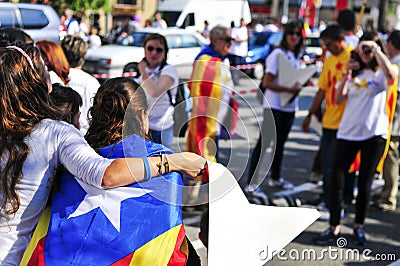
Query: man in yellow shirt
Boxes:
[{"xmin": 302, "ymin": 25, "xmax": 354, "ymax": 214}]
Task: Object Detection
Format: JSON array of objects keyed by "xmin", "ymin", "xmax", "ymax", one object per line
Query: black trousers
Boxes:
[
  {"xmin": 247, "ymin": 109, "xmax": 295, "ymax": 184},
  {"xmin": 329, "ymin": 136, "xmax": 386, "ymax": 226}
]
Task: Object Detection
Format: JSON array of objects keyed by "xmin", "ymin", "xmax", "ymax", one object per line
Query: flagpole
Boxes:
[{"xmin": 355, "ymin": 0, "xmax": 368, "ymax": 32}]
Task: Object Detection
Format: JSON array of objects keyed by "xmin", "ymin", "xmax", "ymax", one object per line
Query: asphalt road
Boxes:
[{"xmin": 173, "ymin": 74, "xmax": 400, "ymax": 266}]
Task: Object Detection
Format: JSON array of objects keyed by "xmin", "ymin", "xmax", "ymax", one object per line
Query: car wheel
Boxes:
[
  {"xmin": 123, "ymin": 63, "xmax": 139, "ymax": 78},
  {"xmin": 252, "ymin": 62, "xmax": 264, "ymax": 80}
]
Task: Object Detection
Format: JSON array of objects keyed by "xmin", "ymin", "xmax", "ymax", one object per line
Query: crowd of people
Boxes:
[{"xmin": 1, "ymin": 5, "xmax": 400, "ymax": 264}]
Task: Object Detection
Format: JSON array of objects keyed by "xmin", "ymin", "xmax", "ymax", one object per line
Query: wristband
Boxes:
[
  {"xmin": 142, "ymin": 157, "xmax": 151, "ymax": 181},
  {"xmin": 373, "ymin": 46, "xmax": 381, "ymax": 54}
]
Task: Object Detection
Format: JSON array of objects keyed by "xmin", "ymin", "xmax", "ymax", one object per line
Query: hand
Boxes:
[
  {"xmin": 138, "ymin": 59, "xmax": 148, "ymax": 76},
  {"xmin": 347, "ymin": 60, "xmax": 360, "ymax": 72},
  {"xmin": 302, "ymin": 115, "xmax": 311, "ymax": 132},
  {"xmin": 358, "ymin": 40, "xmax": 377, "ymax": 50},
  {"xmin": 167, "ymin": 152, "xmax": 207, "ymax": 179},
  {"xmin": 290, "ymin": 82, "xmax": 302, "ymax": 94}
]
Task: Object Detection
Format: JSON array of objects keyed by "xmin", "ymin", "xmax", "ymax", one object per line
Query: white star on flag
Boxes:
[{"xmin": 68, "ymin": 179, "xmax": 152, "ymax": 232}]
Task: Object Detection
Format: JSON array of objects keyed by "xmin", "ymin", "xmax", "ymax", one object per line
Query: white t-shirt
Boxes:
[
  {"xmin": 344, "ymin": 35, "xmax": 359, "ymax": 49},
  {"xmin": 135, "ymin": 64, "xmax": 179, "ymax": 131},
  {"xmin": 263, "ymin": 48, "xmax": 300, "ymax": 112},
  {"xmin": 88, "ymin": 34, "xmax": 102, "ymax": 49},
  {"xmin": 231, "ymin": 26, "xmax": 248, "ymax": 57},
  {"xmin": 66, "ymin": 18, "xmax": 80, "ymax": 35},
  {"xmin": 49, "ymin": 70, "xmax": 64, "ymax": 85},
  {"xmin": 0, "ymin": 119, "xmax": 112, "ymax": 265},
  {"xmin": 67, "ymin": 68, "xmax": 100, "ymax": 135},
  {"xmin": 337, "ymin": 69, "xmax": 393, "ymax": 141}
]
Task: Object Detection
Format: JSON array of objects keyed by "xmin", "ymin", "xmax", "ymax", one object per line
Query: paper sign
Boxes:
[
  {"xmin": 207, "ymin": 162, "xmax": 320, "ymax": 266},
  {"xmin": 279, "ymin": 54, "xmax": 317, "ymax": 107}
]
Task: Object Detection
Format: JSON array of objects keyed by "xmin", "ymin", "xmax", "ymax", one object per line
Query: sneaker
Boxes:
[
  {"xmin": 313, "ymin": 227, "xmax": 340, "ymax": 245},
  {"xmin": 244, "ymin": 185, "xmax": 269, "ymax": 205},
  {"xmin": 370, "ymin": 201, "xmax": 396, "ymax": 212},
  {"xmin": 316, "ymin": 202, "xmax": 330, "ymax": 221},
  {"xmin": 353, "ymin": 226, "xmax": 367, "ymax": 246},
  {"xmin": 309, "ymin": 171, "xmax": 321, "ymax": 183},
  {"xmin": 268, "ymin": 178, "xmax": 294, "ymax": 189}
]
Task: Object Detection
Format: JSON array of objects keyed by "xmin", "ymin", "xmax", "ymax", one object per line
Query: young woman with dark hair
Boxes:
[
  {"xmin": 314, "ymin": 31, "xmax": 397, "ymax": 245},
  {"xmin": 135, "ymin": 33, "xmax": 179, "ymax": 149},
  {"xmin": 245, "ymin": 21, "xmax": 304, "ymax": 194}
]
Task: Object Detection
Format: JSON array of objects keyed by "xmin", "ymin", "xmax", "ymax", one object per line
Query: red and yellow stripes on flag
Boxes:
[
  {"xmin": 187, "ymin": 55, "xmax": 223, "ymax": 163},
  {"xmin": 21, "ymin": 210, "xmax": 187, "ymax": 266},
  {"xmin": 111, "ymin": 224, "xmax": 187, "ymax": 266},
  {"xmin": 376, "ymin": 66, "xmax": 398, "ymax": 172},
  {"xmin": 20, "ymin": 207, "xmax": 51, "ymax": 266},
  {"xmin": 349, "ymin": 66, "xmax": 398, "ymax": 173}
]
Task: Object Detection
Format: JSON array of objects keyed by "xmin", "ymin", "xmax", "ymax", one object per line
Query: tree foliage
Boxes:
[{"xmin": 60, "ymin": 0, "xmax": 111, "ymax": 13}]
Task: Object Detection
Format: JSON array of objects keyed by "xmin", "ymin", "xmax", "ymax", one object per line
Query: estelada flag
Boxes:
[{"xmin": 21, "ymin": 134, "xmax": 188, "ymax": 265}]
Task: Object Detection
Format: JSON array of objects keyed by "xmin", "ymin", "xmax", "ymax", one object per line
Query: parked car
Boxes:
[
  {"xmin": 0, "ymin": 3, "xmax": 60, "ymax": 43},
  {"xmin": 243, "ymin": 31, "xmax": 283, "ymax": 79},
  {"xmin": 83, "ymin": 28, "xmax": 207, "ymax": 81}
]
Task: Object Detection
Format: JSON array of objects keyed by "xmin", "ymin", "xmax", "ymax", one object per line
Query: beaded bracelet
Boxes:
[
  {"xmin": 141, "ymin": 157, "xmax": 151, "ymax": 181},
  {"xmin": 157, "ymin": 153, "xmax": 165, "ymax": 175},
  {"xmin": 164, "ymin": 155, "xmax": 170, "ymax": 174}
]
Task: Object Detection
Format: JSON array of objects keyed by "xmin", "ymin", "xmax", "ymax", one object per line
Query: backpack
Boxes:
[{"xmin": 167, "ymin": 83, "xmax": 190, "ymax": 137}]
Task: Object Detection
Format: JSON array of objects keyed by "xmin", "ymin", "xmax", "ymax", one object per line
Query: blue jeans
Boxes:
[{"xmin": 149, "ymin": 125, "xmax": 174, "ymax": 149}]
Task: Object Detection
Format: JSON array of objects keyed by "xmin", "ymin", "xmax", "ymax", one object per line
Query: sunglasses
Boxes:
[
  {"xmin": 146, "ymin": 46, "xmax": 164, "ymax": 53},
  {"xmin": 222, "ymin": 37, "xmax": 234, "ymax": 43},
  {"xmin": 287, "ymin": 31, "xmax": 302, "ymax": 36},
  {"xmin": 363, "ymin": 49, "xmax": 373, "ymax": 55}
]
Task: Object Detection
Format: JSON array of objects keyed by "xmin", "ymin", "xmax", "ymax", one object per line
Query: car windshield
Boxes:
[
  {"xmin": 119, "ymin": 32, "xmax": 149, "ymax": 46},
  {"xmin": 160, "ymin": 11, "xmax": 180, "ymax": 27}
]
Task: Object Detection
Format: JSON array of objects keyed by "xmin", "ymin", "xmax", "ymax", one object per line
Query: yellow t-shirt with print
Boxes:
[{"xmin": 318, "ymin": 46, "xmax": 353, "ymax": 129}]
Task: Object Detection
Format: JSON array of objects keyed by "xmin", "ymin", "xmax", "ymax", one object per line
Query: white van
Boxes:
[{"xmin": 158, "ymin": 0, "xmax": 251, "ymax": 32}]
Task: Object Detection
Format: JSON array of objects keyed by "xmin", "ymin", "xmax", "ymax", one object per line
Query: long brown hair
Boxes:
[
  {"xmin": 85, "ymin": 78, "xmax": 148, "ymax": 151},
  {"xmin": 36, "ymin": 40, "xmax": 70, "ymax": 85},
  {"xmin": 0, "ymin": 43, "xmax": 65, "ymax": 215}
]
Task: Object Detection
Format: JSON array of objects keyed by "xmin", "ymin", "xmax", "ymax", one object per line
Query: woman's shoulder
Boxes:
[
  {"xmin": 160, "ymin": 64, "xmax": 179, "ymax": 79},
  {"xmin": 37, "ymin": 119, "xmax": 75, "ymax": 130},
  {"xmin": 30, "ymin": 119, "xmax": 81, "ymax": 143},
  {"xmin": 267, "ymin": 47, "xmax": 285, "ymax": 59},
  {"xmin": 161, "ymin": 64, "xmax": 178, "ymax": 72}
]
